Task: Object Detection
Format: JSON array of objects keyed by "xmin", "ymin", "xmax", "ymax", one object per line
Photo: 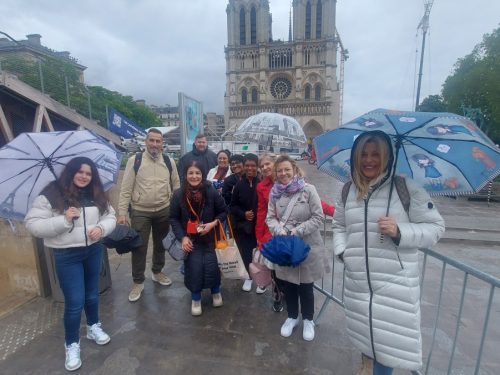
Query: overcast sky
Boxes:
[{"xmin": 1, "ymin": 0, "xmax": 499, "ymax": 123}]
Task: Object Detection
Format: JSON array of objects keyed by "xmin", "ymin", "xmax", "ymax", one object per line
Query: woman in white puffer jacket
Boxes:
[
  {"xmin": 333, "ymin": 131, "xmax": 445, "ymax": 375},
  {"xmin": 25, "ymin": 157, "xmax": 116, "ymax": 372}
]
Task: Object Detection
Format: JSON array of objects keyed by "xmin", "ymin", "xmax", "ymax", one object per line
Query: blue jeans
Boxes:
[
  {"xmin": 373, "ymin": 360, "xmax": 393, "ymax": 375},
  {"xmin": 192, "ymin": 285, "xmax": 220, "ymax": 301},
  {"xmin": 54, "ymin": 242, "xmax": 103, "ymax": 345}
]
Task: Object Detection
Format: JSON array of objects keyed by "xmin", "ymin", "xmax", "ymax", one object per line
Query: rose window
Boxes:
[{"xmin": 270, "ymin": 77, "xmax": 292, "ymax": 99}]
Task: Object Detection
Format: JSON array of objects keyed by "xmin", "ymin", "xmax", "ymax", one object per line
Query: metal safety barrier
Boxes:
[{"xmin": 313, "ymin": 224, "xmax": 500, "ymax": 375}]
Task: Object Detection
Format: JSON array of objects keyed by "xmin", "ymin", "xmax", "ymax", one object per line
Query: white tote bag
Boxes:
[{"xmin": 215, "ymin": 238, "xmax": 249, "ymax": 280}]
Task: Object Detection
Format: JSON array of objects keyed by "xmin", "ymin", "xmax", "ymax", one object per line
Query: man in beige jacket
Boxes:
[{"xmin": 118, "ymin": 129, "xmax": 180, "ymax": 302}]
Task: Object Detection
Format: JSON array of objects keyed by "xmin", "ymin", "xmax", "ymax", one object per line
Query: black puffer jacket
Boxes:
[
  {"xmin": 169, "ymin": 182, "xmax": 227, "ymax": 292},
  {"xmin": 177, "ymin": 144, "xmax": 217, "ymax": 183}
]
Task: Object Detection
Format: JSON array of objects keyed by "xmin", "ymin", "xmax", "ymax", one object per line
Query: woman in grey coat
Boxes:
[{"xmin": 266, "ymin": 155, "xmax": 328, "ymax": 341}]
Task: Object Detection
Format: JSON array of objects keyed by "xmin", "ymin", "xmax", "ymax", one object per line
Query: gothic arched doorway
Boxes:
[{"xmin": 303, "ymin": 120, "xmax": 323, "ymax": 141}]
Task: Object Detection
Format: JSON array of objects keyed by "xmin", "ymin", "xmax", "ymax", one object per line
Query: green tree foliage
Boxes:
[
  {"xmin": 442, "ymin": 27, "xmax": 500, "ymax": 142},
  {"xmin": 87, "ymin": 86, "xmax": 161, "ymax": 128},
  {"xmin": 0, "ymin": 54, "xmax": 161, "ymax": 129},
  {"xmin": 417, "ymin": 94, "xmax": 447, "ymax": 112}
]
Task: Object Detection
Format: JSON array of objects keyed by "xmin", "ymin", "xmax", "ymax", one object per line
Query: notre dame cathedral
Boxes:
[{"xmin": 224, "ymin": 0, "xmax": 340, "ymax": 140}]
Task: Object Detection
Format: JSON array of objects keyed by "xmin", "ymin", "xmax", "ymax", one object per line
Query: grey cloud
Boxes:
[{"xmin": 1, "ymin": 0, "xmax": 499, "ymax": 121}]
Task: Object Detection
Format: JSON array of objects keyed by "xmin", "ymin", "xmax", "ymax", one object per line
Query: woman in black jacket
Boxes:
[
  {"xmin": 170, "ymin": 160, "xmax": 227, "ymax": 316},
  {"xmin": 229, "ymin": 153, "xmax": 260, "ymax": 293}
]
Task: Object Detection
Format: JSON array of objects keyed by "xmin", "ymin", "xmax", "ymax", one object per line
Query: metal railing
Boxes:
[{"xmin": 313, "ymin": 226, "xmax": 500, "ymax": 375}]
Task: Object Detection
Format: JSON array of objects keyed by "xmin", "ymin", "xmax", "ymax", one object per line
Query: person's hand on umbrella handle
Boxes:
[
  {"xmin": 378, "ymin": 216, "xmax": 399, "ymax": 238},
  {"xmin": 117, "ymin": 215, "xmax": 129, "ymax": 225},
  {"xmin": 276, "ymin": 227, "xmax": 288, "ymax": 236},
  {"xmin": 64, "ymin": 207, "xmax": 80, "ymax": 224}
]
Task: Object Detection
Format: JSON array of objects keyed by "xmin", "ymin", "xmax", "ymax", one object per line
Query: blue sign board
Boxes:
[
  {"xmin": 178, "ymin": 93, "xmax": 203, "ymax": 155},
  {"xmin": 108, "ymin": 108, "xmax": 146, "ymax": 139}
]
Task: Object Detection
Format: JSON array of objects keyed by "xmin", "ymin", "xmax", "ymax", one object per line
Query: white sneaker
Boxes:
[
  {"xmin": 280, "ymin": 317, "xmax": 299, "ymax": 337},
  {"xmin": 212, "ymin": 293, "xmax": 223, "ymax": 307},
  {"xmin": 303, "ymin": 319, "xmax": 315, "ymax": 341},
  {"xmin": 191, "ymin": 300, "xmax": 202, "ymax": 316},
  {"xmin": 242, "ymin": 279, "xmax": 253, "ymax": 292},
  {"xmin": 86, "ymin": 322, "xmax": 111, "ymax": 345},
  {"xmin": 128, "ymin": 283, "xmax": 144, "ymax": 302},
  {"xmin": 256, "ymin": 286, "xmax": 267, "ymax": 294},
  {"xmin": 152, "ymin": 272, "xmax": 172, "ymax": 286},
  {"xmin": 64, "ymin": 342, "xmax": 81, "ymax": 371}
]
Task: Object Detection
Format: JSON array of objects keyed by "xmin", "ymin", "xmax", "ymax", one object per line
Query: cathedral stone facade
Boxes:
[{"xmin": 224, "ymin": 0, "xmax": 340, "ymax": 140}]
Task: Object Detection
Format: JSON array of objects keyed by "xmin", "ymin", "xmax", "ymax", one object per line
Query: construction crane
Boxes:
[
  {"xmin": 415, "ymin": 0, "xmax": 434, "ymax": 110},
  {"xmin": 335, "ymin": 27, "xmax": 348, "ymax": 126}
]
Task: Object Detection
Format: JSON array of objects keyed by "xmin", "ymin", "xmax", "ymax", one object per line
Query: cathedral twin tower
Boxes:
[{"xmin": 224, "ymin": 0, "xmax": 340, "ymax": 141}]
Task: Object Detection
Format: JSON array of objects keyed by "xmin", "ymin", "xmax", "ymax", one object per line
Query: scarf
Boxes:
[
  {"xmin": 213, "ymin": 166, "xmax": 228, "ymax": 181},
  {"xmin": 270, "ymin": 176, "xmax": 306, "ymax": 202},
  {"xmin": 186, "ymin": 183, "xmax": 204, "ymax": 216}
]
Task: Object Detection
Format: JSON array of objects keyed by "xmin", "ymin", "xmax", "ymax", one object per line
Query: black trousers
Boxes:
[
  {"xmin": 272, "ymin": 271, "xmax": 285, "ymax": 303},
  {"xmin": 282, "ymin": 280, "xmax": 314, "ymax": 320},
  {"xmin": 234, "ymin": 230, "xmax": 256, "ymax": 273}
]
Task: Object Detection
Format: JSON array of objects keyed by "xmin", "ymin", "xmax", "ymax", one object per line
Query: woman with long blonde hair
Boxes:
[{"xmin": 333, "ymin": 131, "xmax": 445, "ymax": 374}]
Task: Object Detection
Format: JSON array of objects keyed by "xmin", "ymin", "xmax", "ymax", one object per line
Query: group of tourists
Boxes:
[{"xmin": 24, "ymin": 128, "xmax": 445, "ymax": 375}]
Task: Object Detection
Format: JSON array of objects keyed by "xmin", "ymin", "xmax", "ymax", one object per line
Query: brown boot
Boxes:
[{"xmin": 355, "ymin": 354, "xmax": 373, "ymax": 375}]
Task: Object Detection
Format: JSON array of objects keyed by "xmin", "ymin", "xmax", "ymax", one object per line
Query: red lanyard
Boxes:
[{"xmin": 186, "ymin": 197, "xmax": 202, "ymax": 221}]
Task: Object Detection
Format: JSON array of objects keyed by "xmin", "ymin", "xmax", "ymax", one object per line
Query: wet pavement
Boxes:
[{"xmin": 1, "ymin": 161, "xmax": 499, "ymax": 374}]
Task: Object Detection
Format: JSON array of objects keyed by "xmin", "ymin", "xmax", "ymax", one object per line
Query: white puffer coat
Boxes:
[
  {"xmin": 333, "ymin": 177, "xmax": 444, "ymax": 370},
  {"xmin": 25, "ymin": 195, "xmax": 116, "ymax": 249}
]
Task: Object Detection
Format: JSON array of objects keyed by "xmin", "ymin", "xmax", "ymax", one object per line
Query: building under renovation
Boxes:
[{"xmin": 224, "ymin": 0, "xmax": 342, "ymax": 140}]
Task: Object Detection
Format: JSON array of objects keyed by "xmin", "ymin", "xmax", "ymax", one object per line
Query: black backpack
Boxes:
[
  {"xmin": 133, "ymin": 152, "xmax": 173, "ymax": 188},
  {"xmin": 341, "ymin": 175, "xmax": 410, "ymax": 214}
]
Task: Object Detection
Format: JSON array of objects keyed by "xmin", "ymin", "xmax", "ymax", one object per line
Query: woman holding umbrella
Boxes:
[
  {"xmin": 25, "ymin": 157, "xmax": 116, "ymax": 372},
  {"xmin": 265, "ymin": 155, "xmax": 327, "ymax": 341},
  {"xmin": 332, "ymin": 131, "xmax": 445, "ymax": 374}
]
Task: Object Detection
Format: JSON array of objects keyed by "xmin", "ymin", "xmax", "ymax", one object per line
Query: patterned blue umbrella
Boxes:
[
  {"xmin": 0, "ymin": 130, "xmax": 123, "ymax": 220},
  {"xmin": 314, "ymin": 108, "xmax": 500, "ymax": 196}
]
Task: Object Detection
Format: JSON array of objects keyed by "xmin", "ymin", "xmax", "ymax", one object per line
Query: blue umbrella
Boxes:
[
  {"xmin": 261, "ymin": 235, "xmax": 311, "ymax": 267},
  {"xmin": 314, "ymin": 108, "xmax": 500, "ymax": 196},
  {"xmin": 0, "ymin": 130, "xmax": 123, "ymax": 221}
]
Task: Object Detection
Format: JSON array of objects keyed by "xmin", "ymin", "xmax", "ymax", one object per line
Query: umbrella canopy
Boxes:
[
  {"xmin": 233, "ymin": 112, "xmax": 307, "ymax": 149},
  {"xmin": 0, "ymin": 130, "xmax": 123, "ymax": 220},
  {"xmin": 261, "ymin": 235, "xmax": 311, "ymax": 267},
  {"xmin": 314, "ymin": 108, "xmax": 500, "ymax": 196}
]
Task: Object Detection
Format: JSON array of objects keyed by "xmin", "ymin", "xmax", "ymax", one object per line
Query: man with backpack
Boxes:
[{"xmin": 117, "ymin": 128, "xmax": 181, "ymax": 302}]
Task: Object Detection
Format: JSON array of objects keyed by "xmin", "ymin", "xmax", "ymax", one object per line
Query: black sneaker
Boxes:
[{"xmin": 272, "ymin": 301, "xmax": 284, "ymax": 312}]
